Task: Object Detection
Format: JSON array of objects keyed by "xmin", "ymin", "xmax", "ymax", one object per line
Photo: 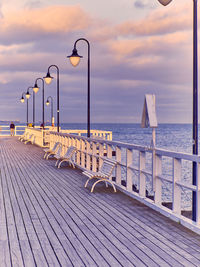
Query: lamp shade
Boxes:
[
  {"xmin": 67, "ymin": 48, "xmax": 83, "ymax": 67},
  {"xmin": 33, "ymin": 83, "xmax": 39, "ymax": 93},
  {"xmin": 44, "ymin": 72, "xmax": 53, "ymax": 84},
  {"xmin": 46, "ymin": 100, "xmax": 50, "ymax": 106},
  {"xmin": 157, "ymin": 0, "xmax": 172, "ymax": 6},
  {"xmin": 26, "ymin": 91, "xmax": 31, "ymax": 99},
  {"xmin": 20, "ymin": 97, "xmax": 25, "ymax": 103}
]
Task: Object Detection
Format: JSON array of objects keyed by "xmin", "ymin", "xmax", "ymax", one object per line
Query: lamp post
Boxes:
[
  {"xmin": 157, "ymin": 0, "xmax": 198, "ymax": 221},
  {"xmin": 26, "ymin": 86, "xmax": 37, "ymax": 127},
  {"xmin": 20, "ymin": 92, "xmax": 28, "ymax": 126},
  {"xmin": 33, "ymin": 78, "xmax": 45, "ymax": 127},
  {"xmin": 46, "ymin": 96, "xmax": 54, "ymax": 126},
  {"xmin": 67, "ymin": 38, "xmax": 91, "ymax": 138},
  {"xmin": 44, "ymin": 65, "xmax": 60, "ymax": 132}
]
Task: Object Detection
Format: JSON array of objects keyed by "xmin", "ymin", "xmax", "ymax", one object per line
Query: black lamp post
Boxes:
[
  {"xmin": 26, "ymin": 86, "xmax": 37, "ymax": 127},
  {"xmin": 46, "ymin": 96, "xmax": 54, "ymax": 126},
  {"xmin": 33, "ymin": 78, "xmax": 45, "ymax": 127},
  {"xmin": 157, "ymin": 0, "xmax": 198, "ymax": 221},
  {"xmin": 44, "ymin": 65, "xmax": 60, "ymax": 132},
  {"xmin": 20, "ymin": 92, "xmax": 28, "ymax": 126},
  {"xmin": 67, "ymin": 38, "xmax": 91, "ymax": 138}
]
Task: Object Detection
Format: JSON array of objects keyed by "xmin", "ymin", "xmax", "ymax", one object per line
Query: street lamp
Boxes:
[
  {"xmin": 20, "ymin": 92, "xmax": 28, "ymax": 126},
  {"xmin": 157, "ymin": 0, "xmax": 198, "ymax": 221},
  {"xmin": 26, "ymin": 86, "xmax": 37, "ymax": 127},
  {"xmin": 33, "ymin": 78, "xmax": 45, "ymax": 127},
  {"xmin": 46, "ymin": 96, "xmax": 54, "ymax": 126},
  {"xmin": 67, "ymin": 38, "xmax": 91, "ymax": 138},
  {"xmin": 44, "ymin": 65, "xmax": 60, "ymax": 132}
]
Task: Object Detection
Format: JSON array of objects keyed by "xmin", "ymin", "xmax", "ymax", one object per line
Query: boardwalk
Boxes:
[{"xmin": 1, "ymin": 137, "xmax": 200, "ymax": 267}]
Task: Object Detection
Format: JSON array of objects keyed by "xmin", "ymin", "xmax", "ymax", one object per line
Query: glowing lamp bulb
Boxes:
[
  {"xmin": 44, "ymin": 72, "xmax": 53, "ymax": 84},
  {"xmin": 67, "ymin": 48, "xmax": 82, "ymax": 67}
]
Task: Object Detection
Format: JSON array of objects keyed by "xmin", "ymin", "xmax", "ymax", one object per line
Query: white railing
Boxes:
[
  {"xmin": 49, "ymin": 132, "xmax": 200, "ymax": 234},
  {"xmin": 60, "ymin": 129, "xmax": 112, "ymax": 140},
  {"xmin": 0, "ymin": 125, "xmax": 26, "ymax": 136},
  {"xmin": 24, "ymin": 127, "xmax": 45, "ymax": 147},
  {"xmin": 23, "ymin": 127, "xmax": 113, "ymax": 148}
]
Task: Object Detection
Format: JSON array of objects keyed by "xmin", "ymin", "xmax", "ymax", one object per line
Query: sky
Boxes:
[{"xmin": 0, "ymin": 0, "xmax": 197, "ymax": 124}]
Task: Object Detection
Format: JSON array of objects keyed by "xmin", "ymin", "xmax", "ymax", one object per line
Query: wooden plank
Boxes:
[
  {"xmin": 0, "ymin": 149, "xmax": 25, "ymax": 267},
  {"xmin": 3, "ymin": 143, "xmax": 79, "ymax": 267},
  {"xmin": 21, "ymin": 141, "xmax": 198, "ymax": 266},
  {"xmin": 1, "ymin": 150, "xmax": 37, "ymax": 267},
  {"xmin": 10, "ymin": 141, "xmax": 129, "ymax": 266},
  {"xmin": 1, "ymin": 137, "xmax": 200, "ymax": 267},
  {"xmin": 44, "ymin": 169, "xmax": 198, "ymax": 266},
  {"xmin": 11, "ymin": 140, "xmax": 144, "ymax": 264},
  {"xmin": 0, "ymin": 154, "xmax": 12, "ymax": 267},
  {"xmin": 2, "ymin": 147, "xmax": 56, "ymax": 266},
  {"xmin": 28, "ymin": 144, "xmax": 200, "ymax": 266},
  {"xmin": 25, "ymin": 148, "xmax": 167, "ymax": 266},
  {"xmin": 101, "ymin": 192, "xmax": 200, "ymax": 265}
]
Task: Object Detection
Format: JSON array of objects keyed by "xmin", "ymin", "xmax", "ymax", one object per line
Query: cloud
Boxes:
[
  {"xmin": 0, "ymin": 1, "xmax": 195, "ymax": 123},
  {"xmin": 0, "ymin": 2, "xmax": 3, "ymax": 18},
  {"xmin": 134, "ymin": 0, "xmax": 154, "ymax": 10},
  {"xmin": 24, "ymin": 0, "xmax": 42, "ymax": 9},
  {"xmin": 0, "ymin": 5, "xmax": 91, "ymax": 45},
  {"xmin": 108, "ymin": 31, "xmax": 190, "ymax": 59},
  {"xmin": 117, "ymin": 3, "xmax": 191, "ymax": 36}
]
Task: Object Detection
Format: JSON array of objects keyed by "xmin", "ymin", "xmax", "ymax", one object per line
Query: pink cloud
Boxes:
[
  {"xmin": 108, "ymin": 31, "xmax": 190, "ymax": 60},
  {"xmin": 116, "ymin": 3, "xmax": 192, "ymax": 36},
  {"xmin": 0, "ymin": 5, "xmax": 90, "ymax": 36}
]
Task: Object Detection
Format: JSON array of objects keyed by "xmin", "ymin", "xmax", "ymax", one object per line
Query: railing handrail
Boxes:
[{"xmin": 50, "ymin": 132, "xmax": 200, "ymax": 162}]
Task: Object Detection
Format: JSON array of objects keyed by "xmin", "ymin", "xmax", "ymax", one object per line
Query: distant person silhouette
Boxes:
[{"xmin": 10, "ymin": 122, "xmax": 15, "ymax": 136}]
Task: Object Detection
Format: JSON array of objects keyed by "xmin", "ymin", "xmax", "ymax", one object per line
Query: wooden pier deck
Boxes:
[{"xmin": 1, "ymin": 137, "xmax": 200, "ymax": 267}]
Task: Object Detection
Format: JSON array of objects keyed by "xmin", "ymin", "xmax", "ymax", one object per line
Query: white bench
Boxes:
[
  {"xmin": 43, "ymin": 142, "xmax": 61, "ymax": 159},
  {"xmin": 54, "ymin": 146, "xmax": 77, "ymax": 168},
  {"xmin": 83, "ymin": 158, "xmax": 117, "ymax": 193}
]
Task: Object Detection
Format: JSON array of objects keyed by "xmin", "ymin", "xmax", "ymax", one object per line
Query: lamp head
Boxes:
[
  {"xmin": 26, "ymin": 91, "xmax": 31, "ymax": 99},
  {"xmin": 20, "ymin": 97, "xmax": 25, "ymax": 103},
  {"xmin": 33, "ymin": 82, "xmax": 39, "ymax": 93},
  {"xmin": 157, "ymin": 0, "xmax": 172, "ymax": 6},
  {"xmin": 67, "ymin": 48, "xmax": 83, "ymax": 67},
  {"xmin": 46, "ymin": 100, "xmax": 50, "ymax": 106},
  {"xmin": 44, "ymin": 71, "xmax": 53, "ymax": 84}
]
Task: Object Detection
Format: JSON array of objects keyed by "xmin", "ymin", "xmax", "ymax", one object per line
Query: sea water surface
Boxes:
[{"xmin": 60, "ymin": 123, "xmax": 193, "ymax": 153}]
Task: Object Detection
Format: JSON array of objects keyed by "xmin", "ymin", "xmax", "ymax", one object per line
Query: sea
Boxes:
[
  {"xmin": 58, "ymin": 123, "xmax": 193, "ymax": 153},
  {"xmin": 0, "ymin": 122, "xmax": 194, "ymax": 152}
]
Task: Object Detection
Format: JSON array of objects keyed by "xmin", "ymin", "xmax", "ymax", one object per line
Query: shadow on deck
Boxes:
[{"xmin": 0, "ymin": 137, "xmax": 200, "ymax": 267}]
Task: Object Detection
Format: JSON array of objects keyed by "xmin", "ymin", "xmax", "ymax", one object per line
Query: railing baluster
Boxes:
[
  {"xmin": 116, "ymin": 146, "xmax": 121, "ymax": 185},
  {"xmin": 92, "ymin": 142, "xmax": 97, "ymax": 172},
  {"xmin": 107, "ymin": 144, "xmax": 112, "ymax": 159},
  {"xmin": 139, "ymin": 151, "xmax": 146, "ymax": 197},
  {"xmin": 81, "ymin": 139, "xmax": 86, "ymax": 168},
  {"xmin": 126, "ymin": 149, "xmax": 132, "ymax": 191},
  {"xmin": 99, "ymin": 143, "xmax": 104, "ymax": 169},
  {"xmin": 86, "ymin": 141, "xmax": 91, "ymax": 170},
  {"xmin": 196, "ymin": 162, "xmax": 200, "ymax": 224},
  {"xmin": 173, "ymin": 158, "xmax": 181, "ymax": 214},
  {"xmin": 154, "ymin": 154, "xmax": 162, "ymax": 205}
]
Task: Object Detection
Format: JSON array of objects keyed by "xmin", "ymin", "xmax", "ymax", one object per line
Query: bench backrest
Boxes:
[
  {"xmin": 99, "ymin": 159, "xmax": 117, "ymax": 178},
  {"xmin": 55, "ymin": 145, "xmax": 62, "ymax": 157},
  {"xmin": 52, "ymin": 142, "xmax": 61, "ymax": 152},
  {"xmin": 63, "ymin": 146, "xmax": 77, "ymax": 159}
]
